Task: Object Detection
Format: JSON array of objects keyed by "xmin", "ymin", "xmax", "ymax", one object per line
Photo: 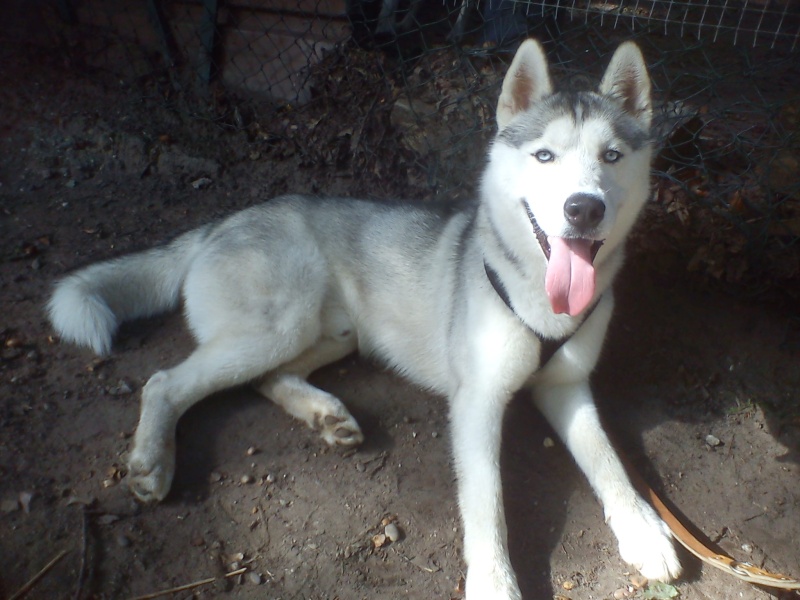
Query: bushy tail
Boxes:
[{"xmin": 47, "ymin": 226, "xmax": 210, "ymax": 355}]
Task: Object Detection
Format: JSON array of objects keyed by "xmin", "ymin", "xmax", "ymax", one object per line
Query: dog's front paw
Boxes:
[
  {"xmin": 126, "ymin": 443, "xmax": 175, "ymax": 503},
  {"xmin": 608, "ymin": 498, "xmax": 682, "ymax": 581},
  {"xmin": 317, "ymin": 412, "xmax": 364, "ymax": 447},
  {"xmin": 465, "ymin": 566, "xmax": 522, "ymax": 600}
]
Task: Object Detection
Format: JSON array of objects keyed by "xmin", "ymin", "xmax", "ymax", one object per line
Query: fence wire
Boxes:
[{"xmin": 14, "ymin": 0, "xmax": 800, "ymax": 286}]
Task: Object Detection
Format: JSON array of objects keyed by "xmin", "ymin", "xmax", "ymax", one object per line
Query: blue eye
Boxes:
[
  {"xmin": 603, "ymin": 149, "xmax": 622, "ymax": 163},
  {"xmin": 533, "ymin": 150, "xmax": 554, "ymax": 163}
]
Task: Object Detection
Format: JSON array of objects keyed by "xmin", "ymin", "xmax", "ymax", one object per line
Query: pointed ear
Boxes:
[
  {"xmin": 497, "ymin": 38, "xmax": 553, "ymax": 131},
  {"xmin": 600, "ymin": 41, "xmax": 652, "ymax": 127}
]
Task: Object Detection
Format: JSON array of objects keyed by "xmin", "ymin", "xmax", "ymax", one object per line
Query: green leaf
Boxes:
[{"xmin": 642, "ymin": 581, "xmax": 680, "ymax": 599}]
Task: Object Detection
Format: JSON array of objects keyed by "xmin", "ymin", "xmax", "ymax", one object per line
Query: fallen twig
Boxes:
[
  {"xmin": 127, "ymin": 567, "xmax": 247, "ymax": 600},
  {"xmin": 74, "ymin": 506, "xmax": 89, "ymax": 600},
  {"xmin": 9, "ymin": 549, "xmax": 69, "ymax": 600}
]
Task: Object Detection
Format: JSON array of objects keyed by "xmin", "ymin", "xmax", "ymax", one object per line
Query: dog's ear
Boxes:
[
  {"xmin": 600, "ymin": 42, "xmax": 652, "ymax": 127},
  {"xmin": 497, "ymin": 38, "xmax": 553, "ymax": 131}
]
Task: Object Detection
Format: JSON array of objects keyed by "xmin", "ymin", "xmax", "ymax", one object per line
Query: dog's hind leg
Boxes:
[
  {"xmin": 127, "ymin": 329, "xmax": 316, "ymax": 503},
  {"xmin": 254, "ymin": 332, "xmax": 363, "ymax": 448}
]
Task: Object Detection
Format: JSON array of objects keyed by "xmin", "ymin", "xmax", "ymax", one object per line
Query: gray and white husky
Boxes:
[{"xmin": 48, "ymin": 39, "xmax": 682, "ymax": 599}]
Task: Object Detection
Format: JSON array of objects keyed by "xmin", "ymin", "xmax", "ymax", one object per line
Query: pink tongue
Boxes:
[{"xmin": 545, "ymin": 237, "xmax": 596, "ymax": 316}]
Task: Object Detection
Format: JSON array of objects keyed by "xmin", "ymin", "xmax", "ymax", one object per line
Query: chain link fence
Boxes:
[{"xmin": 13, "ymin": 0, "xmax": 800, "ymax": 285}]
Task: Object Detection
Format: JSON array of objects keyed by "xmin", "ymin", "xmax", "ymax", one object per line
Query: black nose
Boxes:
[{"xmin": 564, "ymin": 193, "xmax": 605, "ymax": 232}]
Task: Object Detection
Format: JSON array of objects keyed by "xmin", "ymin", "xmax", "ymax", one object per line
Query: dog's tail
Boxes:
[{"xmin": 47, "ymin": 226, "xmax": 210, "ymax": 355}]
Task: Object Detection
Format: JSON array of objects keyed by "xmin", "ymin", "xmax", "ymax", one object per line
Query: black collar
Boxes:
[{"xmin": 483, "ymin": 260, "xmax": 600, "ymax": 368}]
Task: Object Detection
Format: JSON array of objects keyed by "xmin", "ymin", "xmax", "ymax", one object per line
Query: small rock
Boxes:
[
  {"xmin": 562, "ymin": 580, "xmax": 576, "ymax": 590},
  {"xmin": 543, "ymin": 437, "xmax": 555, "ymax": 448},
  {"xmin": 372, "ymin": 533, "xmax": 387, "ymax": 548},
  {"xmin": 613, "ymin": 587, "xmax": 633, "ymax": 599},
  {"xmin": 246, "ymin": 446, "xmax": 258, "ymax": 456},
  {"xmin": 97, "ymin": 514, "xmax": 120, "ymax": 525},
  {"xmin": 191, "ymin": 177, "xmax": 213, "ymax": 190},
  {"xmin": 705, "ymin": 434, "xmax": 721, "ymax": 447},
  {"xmin": 240, "ymin": 474, "xmax": 254, "ymax": 484},
  {"xmin": 247, "ymin": 571, "xmax": 262, "ymax": 585},
  {"xmin": 384, "ymin": 523, "xmax": 401, "ymax": 542},
  {"xmin": 107, "ymin": 380, "xmax": 133, "ymax": 396},
  {"xmin": 116, "ymin": 534, "xmax": 131, "ymax": 547},
  {"xmin": 741, "ymin": 543, "xmax": 753, "ymax": 553},
  {"xmin": 19, "ymin": 491, "xmax": 34, "ymax": 513},
  {"xmin": 209, "ymin": 472, "xmax": 223, "ymax": 483}
]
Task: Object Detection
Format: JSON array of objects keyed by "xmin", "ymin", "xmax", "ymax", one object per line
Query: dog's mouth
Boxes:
[{"xmin": 522, "ymin": 200, "xmax": 604, "ymax": 317}]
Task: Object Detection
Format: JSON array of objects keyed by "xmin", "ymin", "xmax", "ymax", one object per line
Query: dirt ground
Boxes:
[{"xmin": 1, "ymin": 44, "xmax": 799, "ymax": 600}]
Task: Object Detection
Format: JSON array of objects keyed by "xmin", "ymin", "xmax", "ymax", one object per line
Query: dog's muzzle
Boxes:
[
  {"xmin": 521, "ymin": 198, "xmax": 605, "ymax": 316},
  {"xmin": 521, "ymin": 199, "xmax": 604, "ymax": 261}
]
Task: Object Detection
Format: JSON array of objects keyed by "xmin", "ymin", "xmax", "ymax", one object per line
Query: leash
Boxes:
[{"xmin": 626, "ymin": 461, "xmax": 800, "ymax": 590}]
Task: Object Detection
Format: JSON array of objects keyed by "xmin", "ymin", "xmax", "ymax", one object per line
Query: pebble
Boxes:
[
  {"xmin": 19, "ymin": 491, "xmax": 33, "ymax": 513},
  {"xmin": 97, "ymin": 514, "xmax": 120, "ymax": 525},
  {"xmin": 116, "ymin": 534, "xmax": 131, "ymax": 547},
  {"xmin": 384, "ymin": 523, "xmax": 401, "ymax": 542},
  {"xmin": 705, "ymin": 434, "xmax": 721, "ymax": 447},
  {"xmin": 247, "ymin": 571, "xmax": 262, "ymax": 585},
  {"xmin": 191, "ymin": 177, "xmax": 213, "ymax": 190},
  {"xmin": 240, "ymin": 474, "xmax": 254, "ymax": 484}
]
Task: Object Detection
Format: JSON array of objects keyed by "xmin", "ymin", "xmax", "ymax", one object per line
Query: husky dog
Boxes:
[{"xmin": 48, "ymin": 39, "xmax": 681, "ymax": 599}]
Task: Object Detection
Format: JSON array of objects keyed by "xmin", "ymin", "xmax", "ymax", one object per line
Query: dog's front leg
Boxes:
[
  {"xmin": 450, "ymin": 388, "xmax": 522, "ymax": 600},
  {"xmin": 533, "ymin": 382, "xmax": 682, "ymax": 582}
]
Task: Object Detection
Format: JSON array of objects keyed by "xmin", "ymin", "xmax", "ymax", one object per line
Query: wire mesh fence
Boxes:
[{"xmin": 15, "ymin": 0, "xmax": 800, "ymax": 285}]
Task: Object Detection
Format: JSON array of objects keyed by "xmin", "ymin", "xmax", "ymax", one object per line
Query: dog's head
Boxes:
[{"xmin": 484, "ymin": 39, "xmax": 652, "ymax": 316}]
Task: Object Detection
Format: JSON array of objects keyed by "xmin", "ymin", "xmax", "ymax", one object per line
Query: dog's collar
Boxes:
[{"xmin": 483, "ymin": 260, "xmax": 600, "ymax": 368}]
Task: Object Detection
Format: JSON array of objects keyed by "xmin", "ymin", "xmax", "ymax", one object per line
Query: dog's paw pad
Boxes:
[{"xmin": 319, "ymin": 413, "xmax": 364, "ymax": 447}]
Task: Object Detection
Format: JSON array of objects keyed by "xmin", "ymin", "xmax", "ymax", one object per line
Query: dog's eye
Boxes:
[
  {"xmin": 533, "ymin": 150, "xmax": 554, "ymax": 163},
  {"xmin": 603, "ymin": 149, "xmax": 622, "ymax": 163}
]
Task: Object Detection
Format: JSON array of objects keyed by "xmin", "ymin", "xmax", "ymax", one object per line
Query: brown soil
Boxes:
[{"xmin": 1, "ymin": 46, "xmax": 798, "ymax": 600}]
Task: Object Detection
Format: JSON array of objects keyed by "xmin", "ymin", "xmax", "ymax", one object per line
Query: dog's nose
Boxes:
[{"xmin": 564, "ymin": 193, "xmax": 605, "ymax": 232}]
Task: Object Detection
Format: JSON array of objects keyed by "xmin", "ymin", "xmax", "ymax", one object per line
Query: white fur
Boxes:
[{"xmin": 48, "ymin": 39, "xmax": 681, "ymax": 599}]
